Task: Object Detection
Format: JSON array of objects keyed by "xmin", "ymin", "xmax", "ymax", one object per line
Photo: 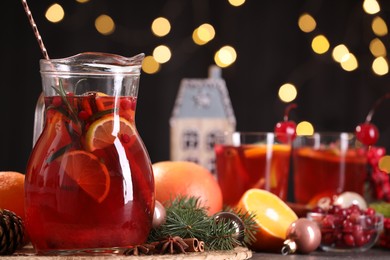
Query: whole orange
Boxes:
[
  {"xmin": 0, "ymin": 171, "xmax": 25, "ymax": 219},
  {"xmin": 152, "ymin": 161, "xmax": 223, "ymax": 215}
]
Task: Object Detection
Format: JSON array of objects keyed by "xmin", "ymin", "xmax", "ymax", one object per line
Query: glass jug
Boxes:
[{"xmin": 25, "ymin": 52, "xmax": 155, "ymax": 255}]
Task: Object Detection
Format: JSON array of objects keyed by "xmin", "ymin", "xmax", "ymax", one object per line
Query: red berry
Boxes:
[
  {"xmin": 78, "ymin": 110, "xmax": 90, "ymax": 121},
  {"xmin": 52, "ymin": 96, "xmax": 62, "ymax": 107},
  {"xmin": 356, "ymin": 122, "xmax": 379, "ymax": 146},
  {"xmin": 120, "ymin": 99, "xmax": 133, "ymax": 110},
  {"xmin": 120, "ymin": 133, "xmax": 131, "ymax": 143}
]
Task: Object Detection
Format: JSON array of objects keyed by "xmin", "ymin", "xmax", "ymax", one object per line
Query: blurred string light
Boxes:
[
  {"xmin": 289, "ymin": 0, "xmax": 389, "ymax": 131},
  {"xmin": 193, "ymin": 23, "xmax": 216, "ymax": 45},
  {"xmin": 214, "ymin": 45, "xmax": 237, "ymax": 68},
  {"xmin": 45, "ymin": 3, "xmax": 64, "ymax": 23},
  {"xmin": 372, "ymin": 56, "xmax": 389, "ymax": 75},
  {"xmin": 369, "ymin": 38, "xmax": 386, "ymax": 57},
  {"xmin": 142, "ymin": 56, "xmax": 160, "ymax": 74},
  {"xmin": 379, "ymin": 155, "xmax": 390, "ymax": 173},
  {"xmin": 363, "ymin": 0, "xmax": 380, "ymax": 14},
  {"xmin": 95, "ymin": 14, "xmax": 115, "ymax": 35},
  {"xmin": 297, "ymin": 0, "xmax": 389, "ymax": 77},
  {"xmin": 153, "ymin": 45, "xmax": 171, "ymax": 63},
  {"xmin": 311, "ymin": 35, "xmax": 329, "ymax": 54},
  {"xmin": 228, "ymin": 0, "xmax": 246, "ymax": 7},
  {"xmin": 151, "ymin": 17, "xmax": 171, "ymax": 37},
  {"xmin": 278, "ymin": 83, "xmax": 297, "ymax": 103},
  {"xmin": 298, "ymin": 13, "xmax": 316, "ymax": 33},
  {"xmin": 42, "ymin": 1, "xmax": 241, "ymax": 74},
  {"xmin": 340, "ymin": 53, "xmax": 358, "ymax": 71},
  {"xmin": 372, "ymin": 16, "xmax": 388, "ymax": 36},
  {"xmin": 296, "ymin": 121, "xmax": 314, "ymax": 136},
  {"xmin": 332, "ymin": 44, "xmax": 349, "ymax": 62}
]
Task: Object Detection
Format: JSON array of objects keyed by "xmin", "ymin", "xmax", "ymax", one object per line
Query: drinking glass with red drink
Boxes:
[
  {"xmin": 292, "ymin": 132, "xmax": 368, "ymax": 206},
  {"xmin": 214, "ymin": 132, "xmax": 292, "ymax": 207}
]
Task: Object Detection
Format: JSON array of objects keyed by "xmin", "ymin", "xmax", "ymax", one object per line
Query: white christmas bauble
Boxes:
[{"xmin": 334, "ymin": 191, "xmax": 367, "ymax": 210}]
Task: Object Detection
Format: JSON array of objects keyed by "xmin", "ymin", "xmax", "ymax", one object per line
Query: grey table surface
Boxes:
[{"xmin": 251, "ymin": 248, "xmax": 390, "ymax": 259}]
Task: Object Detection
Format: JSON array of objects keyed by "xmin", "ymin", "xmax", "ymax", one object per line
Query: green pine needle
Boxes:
[
  {"xmin": 223, "ymin": 206, "xmax": 257, "ymax": 246},
  {"xmin": 147, "ymin": 196, "xmax": 256, "ymax": 251}
]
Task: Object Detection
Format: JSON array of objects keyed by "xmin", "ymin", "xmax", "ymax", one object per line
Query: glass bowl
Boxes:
[{"xmin": 307, "ymin": 208, "xmax": 384, "ymax": 252}]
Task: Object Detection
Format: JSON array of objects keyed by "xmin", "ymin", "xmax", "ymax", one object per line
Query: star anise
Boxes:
[
  {"xmin": 123, "ymin": 244, "xmax": 155, "ymax": 256},
  {"xmin": 154, "ymin": 236, "xmax": 189, "ymax": 254}
]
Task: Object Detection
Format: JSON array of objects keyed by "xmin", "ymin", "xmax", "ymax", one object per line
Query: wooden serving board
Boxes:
[{"xmin": 3, "ymin": 245, "xmax": 252, "ymax": 260}]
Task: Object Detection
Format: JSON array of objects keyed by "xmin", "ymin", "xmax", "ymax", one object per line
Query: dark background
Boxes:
[{"xmin": 2, "ymin": 0, "xmax": 390, "ymax": 173}]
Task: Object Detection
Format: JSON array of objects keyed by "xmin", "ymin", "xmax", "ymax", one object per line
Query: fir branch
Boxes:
[
  {"xmin": 51, "ymin": 80, "xmax": 79, "ymax": 123},
  {"xmin": 206, "ymin": 218, "xmax": 241, "ymax": 251},
  {"xmin": 223, "ymin": 206, "xmax": 257, "ymax": 246},
  {"xmin": 147, "ymin": 196, "xmax": 253, "ymax": 251},
  {"xmin": 148, "ymin": 196, "xmax": 211, "ymax": 242}
]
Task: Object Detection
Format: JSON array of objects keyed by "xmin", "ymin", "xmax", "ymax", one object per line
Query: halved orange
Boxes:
[
  {"xmin": 236, "ymin": 188, "xmax": 298, "ymax": 252},
  {"xmin": 61, "ymin": 150, "xmax": 110, "ymax": 203},
  {"xmin": 85, "ymin": 115, "xmax": 134, "ymax": 152}
]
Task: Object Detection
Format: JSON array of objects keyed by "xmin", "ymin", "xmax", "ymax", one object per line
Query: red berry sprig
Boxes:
[
  {"xmin": 275, "ymin": 103, "xmax": 297, "ymax": 143},
  {"xmin": 356, "ymin": 93, "xmax": 390, "ymax": 146}
]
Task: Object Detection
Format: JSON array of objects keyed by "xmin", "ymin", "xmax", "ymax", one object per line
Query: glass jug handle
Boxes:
[{"xmin": 33, "ymin": 92, "xmax": 45, "ymax": 147}]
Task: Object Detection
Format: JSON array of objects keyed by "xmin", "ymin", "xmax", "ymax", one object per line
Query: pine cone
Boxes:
[{"xmin": 0, "ymin": 209, "xmax": 25, "ymax": 255}]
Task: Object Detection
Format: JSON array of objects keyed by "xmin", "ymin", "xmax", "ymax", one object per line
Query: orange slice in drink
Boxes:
[
  {"xmin": 85, "ymin": 115, "xmax": 134, "ymax": 152},
  {"xmin": 244, "ymin": 144, "xmax": 291, "ymax": 158},
  {"xmin": 236, "ymin": 188, "xmax": 298, "ymax": 252},
  {"xmin": 61, "ymin": 150, "xmax": 110, "ymax": 203}
]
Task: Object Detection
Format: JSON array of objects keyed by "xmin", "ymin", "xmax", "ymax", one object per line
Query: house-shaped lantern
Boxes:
[{"xmin": 170, "ymin": 66, "xmax": 236, "ymax": 174}]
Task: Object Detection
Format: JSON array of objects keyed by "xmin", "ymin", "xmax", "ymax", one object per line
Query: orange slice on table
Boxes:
[
  {"xmin": 236, "ymin": 188, "xmax": 298, "ymax": 252},
  {"xmin": 85, "ymin": 115, "xmax": 134, "ymax": 152},
  {"xmin": 61, "ymin": 150, "xmax": 110, "ymax": 203}
]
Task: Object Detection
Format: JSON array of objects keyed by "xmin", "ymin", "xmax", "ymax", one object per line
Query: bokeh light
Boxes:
[
  {"xmin": 192, "ymin": 24, "xmax": 215, "ymax": 45},
  {"xmin": 379, "ymin": 155, "xmax": 390, "ymax": 173},
  {"xmin": 372, "ymin": 56, "xmax": 389, "ymax": 75},
  {"xmin": 214, "ymin": 46, "xmax": 237, "ymax": 68},
  {"xmin": 311, "ymin": 35, "xmax": 330, "ymax": 54},
  {"xmin": 45, "ymin": 4, "xmax": 65, "ymax": 23},
  {"xmin": 298, "ymin": 13, "xmax": 316, "ymax": 33},
  {"xmin": 278, "ymin": 83, "xmax": 297, "ymax": 103},
  {"xmin": 363, "ymin": 0, "xmax": 380, "ymax": 15},
  {"xmin": 151, "ymin": 17, "xmax": 171, "ymax": 37},
  {"xmin": 95, "ymin": 14, "xmax": 115, "ymax": 35},
  {"xmin": 332, "ymin": 44, "xmax": 349, "ymax": 62},
  {"xmin": 296, "ymin": 121, "xmax": 314, "ymax": 136},
  {"xmin": 340, "ymin": 53, "xmax": 358, "ymax": 71},
  {"xmin": 142, "ymin": 56, "xmax": 160, "ymax": 74},
  {"xmin": 372, "ymin": 16, "xmax": 388, "ymax": 36},
  {"xmin": 153, "ymin": 45, "xmax": 172, "ymax": 64},
  {"xmin": 228, "ymin": 0, "xmax": 246, "ymax": 7},
  {"xmin": 369, "ymin": 38, "xmax": 387, "ymax": 57},
  {"xmin": 76, "ymin": 0, "xmax": 90, "ymax": 3}
]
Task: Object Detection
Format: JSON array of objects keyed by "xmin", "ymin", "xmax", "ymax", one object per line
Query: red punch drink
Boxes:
[
  {"xmin": 25, "ymin": 53, "xmax": 154, "ymax": 255},
  {"xmin": 214, "ymin": 132, "xmax": 292, "ymax": 207},
  {"xmin": 292, "ymin": 133, "xmax": 367, "ymax": 205}
]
